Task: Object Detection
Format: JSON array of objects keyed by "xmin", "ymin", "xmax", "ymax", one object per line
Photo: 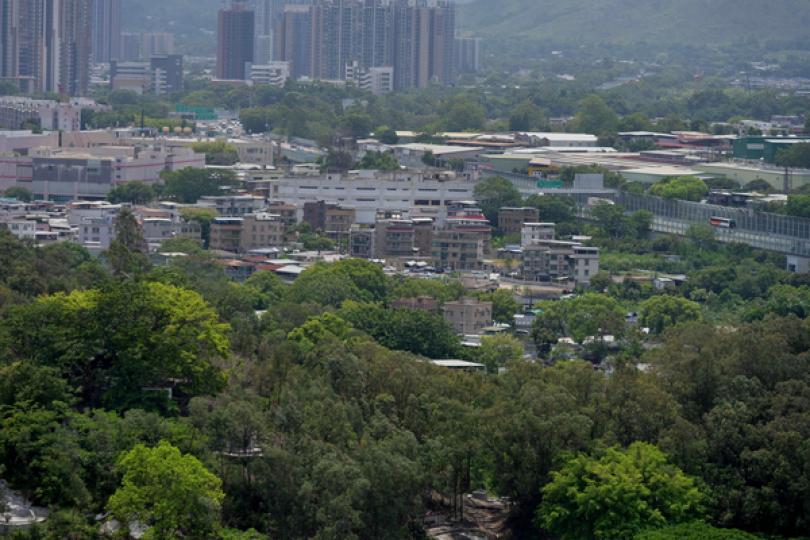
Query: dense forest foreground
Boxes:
[{"xmin": 2, "ymin": 210, "xmax": 810, "ymax": 539}]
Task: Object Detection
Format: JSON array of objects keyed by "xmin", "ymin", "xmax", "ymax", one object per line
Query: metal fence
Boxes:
[
  {"xmin": 617, "ymin": 193, "xmax": 810, "ymax": 236},
  {"xmin": 484, "ymin": 170, "xmax": 539, "ymax": 192},
  {"xmin": 488, "ymin": 169, "xmax": 810, "ymax": 256},
  {"xmin": 487, "ymin": 169, "xmax": 810, "ymax": 256},
  {"xmin": 615, "ymin": 192, "xmax": 810, "ymax": 256}
]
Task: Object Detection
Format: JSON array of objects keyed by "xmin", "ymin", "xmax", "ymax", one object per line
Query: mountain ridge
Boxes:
[
  {"xmin": 458, "ymin": 0, "xmax": 810, "ymax": 46},
  {"xmin": 123, "ymin": 0, "xmax": 810, "ymax": 54}
]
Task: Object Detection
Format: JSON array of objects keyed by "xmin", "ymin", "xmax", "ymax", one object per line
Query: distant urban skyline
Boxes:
[
  {"xmin": 0, "ymin": 0, "xmax": 478, "ymax": 97},
  {"xmin": 218, "ymin": 0, "xmax": 462, "ymax": 91},
  {"xmin": 217, "ymin": 1, "xmax": 256, "ymax": 80},
  {"xmin": 0, "ymin": 0, "xmax": 94, "ymax": 95}
]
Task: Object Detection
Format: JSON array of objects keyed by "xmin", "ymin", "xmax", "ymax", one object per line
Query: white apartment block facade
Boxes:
[
  {"xmin": 197, "ymin": 195, "xmax": 267, "ymax": 216},
  {"xmin": 346, "ymin": 63, "xmax": 394, "ymax": 95},
  {"xmin": 1, "ymin": 219, "xmax": 37, "ymax": 240},
  {"xmin": 522, "ymin": 239, "xmax": 600, "ymax": 286},
  {"xmin": 78, "ymin": 214, "xmax": 117, "ymax": 251},
  {"xmin": 141, "ymin": 218, "xmax": 202, "ymax": 248},
  {"xmin": 268, "ymin": 169, "xmax": 476, "ymax": 225}
]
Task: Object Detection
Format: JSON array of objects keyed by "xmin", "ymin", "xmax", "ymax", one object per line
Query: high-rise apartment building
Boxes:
[
  {"xmin": 141, "ymin": 32, "xmax": 175, "ymax": 58},
  {"xmin": 255, "ymin": 0, "xmax": 312, "ymax": 63},
  {"xmin": 273, "ymin": 4, "xmax": 312, "ymax": 80},
  {"xmin": 217, "ymin": 2, "xmax": 255, "ymax": 80},
  {"xmin": 120, "ymin": 32, "xmax": 141, "ymax": 61},
  {"xmin": 309, "ymin": 0, "xmax": 357, "ymax": 81},
  {"xmin": 359, "ymin": 0, "xmax": 393, "ymax": 69},
  {"xmin": 119, "ymin": 32, "xmax": 175, "ymax": 62},
  {"xmin": 0, "ymin": 0, "xmax": 17, "ymax": 82},
  {"xmin": 150, "ymin": 54, "xmax": 183, "ymax": 94},
  {"xmin": 58, "ymin": 0, "xmax": 93, "ymax": 96},
  {"xmin": 455, "ymin": 34, "xmax": 481, "ymax": 73},
  {"xmin": 15, "ymin": 0, "xmax": 58, "ymax": 94},
  {"xmin": 272, "ymin": 0, "xmax": 455, "ymax": 90},
  {"xmin": 256, "ymin": 0, "xmax": 294, "ymax": 37},
  {"xmin": 1, "ymin": 0, "xmax": 92, "ymax": 96},
  {"xmin": 392, "ymin": 0, "xmax": 455, "ymax": 89},
  {"xmin": 92, "ymin": 0, "xmax": 121, "ymax": 63}
]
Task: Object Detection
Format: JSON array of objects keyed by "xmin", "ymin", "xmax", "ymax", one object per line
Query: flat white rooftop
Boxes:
[
  {"xmin": 432, "ymin": 359, "xmax": 486, "ymax": 369},
  {"xmin": 394, "ymin": 143, "xmax": 485, "ymax": 155}
]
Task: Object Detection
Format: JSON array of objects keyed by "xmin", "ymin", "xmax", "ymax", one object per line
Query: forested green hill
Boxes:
[
  {"xmin": 459, "ymin": 0, "xmax": 810, "ymax": 45},
  {"xmin": 122, "ymin": 0, "xmax": 221, "ymax": 53},
  {"xmin": 122, "ymin": 0, "xmax": 219, "ymax": 29}
]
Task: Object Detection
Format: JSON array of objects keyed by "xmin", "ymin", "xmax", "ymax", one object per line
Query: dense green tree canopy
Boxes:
[
  {"xmin": 357, "ymin": 150, "xmax": 400, "ymax": 171},
  {"xmin": 635, "ymin": 522, "xmax": 760, "ymax": 540},
  {"xmin": 477, "ymin": 333, "xmax": 523, "ymax": 371},
  {"xmin": 477, "ymin": 289, "xmax": 520, "ymax": 324},
  {"xmin": 474, "ymin": 176, "xmax": 523, "ymax": 224},
  {"xmin": 4, "ymin": 173, "xmax": 810, "ymax": 539},
  {"xmin": 442, "ymin": 96, "xmax": 486, "ymax": 131},
  {"xmin": 341, "ymin": 110, "xmax": 373, "ymax": 138},
  {"xmin": 107, "ymin": 182, "xmax": 157, "ymax": 205},
  {"xmin": 339, "ymin": 301, "xmax": 461, "ymax": 359},
  {"xmin": 0, "ymin": 362, "xmax": 74, "ymax": 409},
  {"xmin": 0, "ymin": 230, "xmax": 106, "ymax": 299},
  {"xmin": 538, "ymin": 442, "xmax": 704, "ymax": 540},
  {"xmin": 533, "ymin": 292, "xmax": 626, "ymax": 345},
  {"xmin": 2, "ymin": 281, "xmax": 229, "ymax": 410},
  {"xmin": 161, "ymin": 168, "xmax": 238, "ymax": 203},
  {"xmin": 783, "ymin": 194, "xmax": 810, "ymax": 218},
  {"xmin": 192, "ymin": 140, "xmax": 240, "ymax": 166},
  {"xmin": 244, "ymin": 270, "xmax": 287, "ymax": 309},
  {"xmin": 108, "ymin": 441, "xmax": 224, "ymax": 539},
  {"xmin": 287, "ymin": 312, "xmax": 353, "ymax": 354},
  {"xmin": 591, "ymin": 202, "xmax": 631, "ymax": 239},
  {"xmin": 321, "ymin": 149, "xmax": 355, "ymax": 172},
  {"xmin": 572, "ymin": 94, "xmax": 619, "ymax": 135},
  {"xmin": 286, "ymin": 260, "xmax": 387, "ymax": 307},
  {"xmin": 745, "ymin": 283, "xmax": 810, "ymax": 320},
  {"xmin": 525, "ymin": 194, "xmax": 576, "ymax": 223},
  {"xmin": 106, "ymin": 208, "xmax": 149, "ymax": 277},
  {"xmin": 3, "ymin": 186, "xmax": 33, "ymax": 202},
  {"xmin": 649, "ymin": 176, "xmax": 709, "ymax": 202},
  {"xmin": 776, "ymin": 142, "xmax": 810, "ymax": 169},
  {"xmin": 0, "ymin": 403, "xmax": 90, "ymax": 508},
  {"xmin": 509, "ymin": 100, "xmax": 547, "ymax": 131},
  {"xmin": 639, "ymin": 295, "xmax": 702, "ymax": 334},
  {"xmin": 387, "ymin": 276, "xmax": 465, "ymax": 304}
]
